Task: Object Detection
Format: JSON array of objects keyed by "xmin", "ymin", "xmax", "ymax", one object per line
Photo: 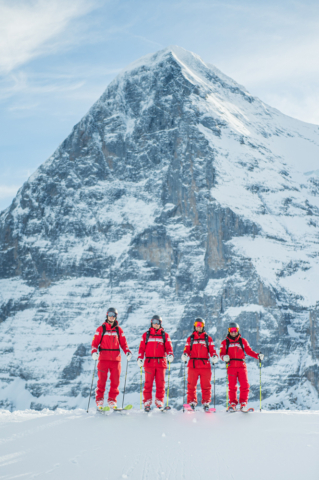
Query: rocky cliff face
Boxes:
[{"xmin": 1, "ymin": 46, "xmax": 319, "ymax": 410}]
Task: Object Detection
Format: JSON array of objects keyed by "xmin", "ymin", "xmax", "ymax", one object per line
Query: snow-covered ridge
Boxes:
[{"xmin": 0, "ymin": 46, "xmax": 319, "ymax": 411}]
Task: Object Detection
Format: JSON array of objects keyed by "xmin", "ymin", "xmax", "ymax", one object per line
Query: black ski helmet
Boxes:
[
  {"xmin": 151, "ymin": 315, "xmax": 162, "ymax": 326},
  {"xmin": 107, "ymin": 307, "xmax": 118, "ymax": 319},
  {"xmin": 228, "ymin": 322, "xmax": 239, "ymax": 331},
  {"xmin": 194, "ymin": 318, "xmax": 205, "ymax": 329}
]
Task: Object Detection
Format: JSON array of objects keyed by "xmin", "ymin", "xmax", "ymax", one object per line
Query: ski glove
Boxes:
[
  {"xmin": 126, "ymin": 352, "xmax": 132, "ymax": 361},
  {"xmin": 223, "ymin": 355, "xmax": 230, "ymax": 362},
  {"xmin": 211, "ymin": 355, "xmax": 218, "ymax": 364},
  {"xmin": 167, "ymin": 354, "xmax": 174, "ymax": 363},
  {"xmin": 92, "ymin": 352, "xmax": 99, "ymax": 361},
  {"xmin": 258, "ymin": 353, "xmax": 264, "ymax": 361},
  {"xmin": 181, "ymin": 353, "xmax": 188, "ymax": 363},
  {"xmin": 137, "ymin": 358, "xmax": 144, "ymax": 368}
]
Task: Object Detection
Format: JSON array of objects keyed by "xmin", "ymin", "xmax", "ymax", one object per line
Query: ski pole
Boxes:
[
  {"xmin": 166, "ymin": 361, "xmax": 171, "ymax": 408},
  {"xmin": 87, "ymin": 360, "xmax": 97, "ymax": 413},
  {"xmin": 122, "ymin": 360, "xmax": 129, "ymax": 409},
  {"xmin": 259, "ymin": 360, "xmax": 262, "ymax": 412},
  {"xmin": 183, "ymin": 361, "xmax": 186, "ymax": 412},
  {"xmin": 140, "ymin": 366, "xmax": 143, "ymax": 410},
  {"xmin": 213, "ymin": 363, "xmax": 216, "ymax": 410},
  {"xmin": 226, "ymin": 363, "xmax": 229, "ymax": 409}
]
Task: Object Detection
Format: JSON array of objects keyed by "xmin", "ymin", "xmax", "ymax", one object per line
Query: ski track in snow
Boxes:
[{"xmin": 0, "ymin": 409, "xmax": 318, "ymax": 479}]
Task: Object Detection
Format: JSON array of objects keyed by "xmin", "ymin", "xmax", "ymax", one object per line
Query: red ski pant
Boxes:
[
  {"xmin": 227, "ymin": 365, "xmax": 250, "ymax": 405},
  {"xmin": 95, "ymin": 360, "xmax": 121, "ymax": 403},
  {"xmin": 143, "ymin": 366, "xmax": 166, "ymax": 406},
  {"xmin": 187, "ymin": 367, "xmax": 212, "ymax": 405}
]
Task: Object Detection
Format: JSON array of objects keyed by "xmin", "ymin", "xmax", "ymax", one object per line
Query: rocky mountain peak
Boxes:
[{"xmin": 1, "ymin": 46, "xmax": 319, "ymax": 410}]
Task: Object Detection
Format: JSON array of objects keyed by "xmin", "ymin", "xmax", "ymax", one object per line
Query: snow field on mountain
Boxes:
[{"xmin": 0, "ymin": 409, "xmax": 318, "ymax": 480}]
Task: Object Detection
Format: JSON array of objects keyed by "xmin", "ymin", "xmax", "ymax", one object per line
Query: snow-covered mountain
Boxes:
[{"xmin": 1, "ymin": 45, "xmax": 319, "ymax": 410}]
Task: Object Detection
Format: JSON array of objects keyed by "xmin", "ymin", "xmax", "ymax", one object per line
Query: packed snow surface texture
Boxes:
[
  {"xmin": 0, "ymin": 408, "xmax": 318, "ymax": 480},
  {"xmin": 1, "ymin": 45, "xmax": 319, "ymax": 410}
]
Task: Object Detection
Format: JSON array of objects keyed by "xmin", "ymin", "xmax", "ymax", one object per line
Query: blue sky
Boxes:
[{"xmin": 1, "ymin": 0, "xmax": 319, "ymax": 211}]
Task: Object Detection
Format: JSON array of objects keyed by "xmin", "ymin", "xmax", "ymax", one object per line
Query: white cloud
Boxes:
[
  {"xmin": 0, "ymin": 0, "xmax": 97, "ymax": 74},
  {"xmin": 0, "ymin": 185, "xmax": 20, "ymax": 199}
]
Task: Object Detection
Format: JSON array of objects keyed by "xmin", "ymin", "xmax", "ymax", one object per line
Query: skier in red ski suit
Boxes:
[
  {"xmin": 137, "ymin": 315, "xmax": 174, "ymax": 410},
  {"xmin": 182, "ymin": 318, "xmax": 218, "ymax": 410},
  {"xmin": 220, "ymin": 322, "xmax": 263, "ymax": 410},
  {"xmin": 91, "ymin": 307, "xmax": 132, "ymax": 409}
]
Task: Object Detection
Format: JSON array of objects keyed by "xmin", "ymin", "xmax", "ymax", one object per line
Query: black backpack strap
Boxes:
[
  {"xmin": 204, "ymin": 333, "xmax": 209, "ymax": 352},
  {"xmin": 115, "ymin": 326, "xmax": 120, "ymax": 342},
  {"xmin": 145, "ymin": 329, "xmax": 151, "ymax": 346},
  {"xmin": 238, "ymin": 337, "xmax": 245, "ymax": 354},
  {"xmin": 161, "ymin": 330, "xmax": 166, "ymax": 345},
  {"xmin": 226, "ymin": 338, "xmax": 230, "ymax": 355},
  {"xmin": 190, "ymin": 333, "xmax": 195, "ymax": 352},
  {"xmin": 98, "ymin": 324, "xmax": 106, "ymax": 352}
]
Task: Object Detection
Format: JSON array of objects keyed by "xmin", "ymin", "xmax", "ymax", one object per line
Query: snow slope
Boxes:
[{"xmin": 0, "ymin": 408, "xmax": 318, "ymax": 480}]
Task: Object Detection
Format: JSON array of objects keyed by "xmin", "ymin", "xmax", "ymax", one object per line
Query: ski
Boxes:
[
  {"xmin": 240, "ymin": 407, "xmax": 254, "ymax": 413},
  {"xmin": 97, "ymin": 406, "xmax": 110, "ymax": 413},
  {"xmin": 204, "ymin": 407, "xmax": 216, "ymax": 413},
  {"xmin": 183, "ymin": 403, "xmax": 195, "ymax": 412},
  {"xmin": 97, "ymin": 404, "xmax": 133, "ymax": 413},
  {"xmin": 113, "ymin": 405, "xmax": 133, "ymax": 412},
  {"xmin": 159, "ymin": 406, "xmax": 171, "ymax": 412}
]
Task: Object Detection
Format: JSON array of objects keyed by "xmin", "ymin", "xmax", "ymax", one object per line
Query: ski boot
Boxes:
[
  {"xmin": 107, "ymin": 400, "xmax": 117, "ymax": 410},
  {"xmin": 144, "ymin": 405, "xmax": 151, "ymax": 413},
  {"xmin": 240, "ymin": 403, "xmax": 254, "ymax": 413},
  {"xmin": 189, "ymin": 402, "xmax": 196, "ymax": 411},
  {"xmin": 203, "ymin": 403, "xmax": 210, "ymax": 412},
  {"xmin": 96, "ymin": 400, "xmax": 104, "ymax": 412},
  {"xmin": 155, "ymin": 399, "xmax": 164, "ymax": 409},
  {"xmin": 227, "ymin": 403, "xmax": 237, "ymax": 413}
]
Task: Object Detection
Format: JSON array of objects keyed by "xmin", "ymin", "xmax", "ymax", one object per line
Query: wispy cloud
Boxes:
[{"xmin": 0, "ymin": 0, "xmax": 98, "ymax": 74}]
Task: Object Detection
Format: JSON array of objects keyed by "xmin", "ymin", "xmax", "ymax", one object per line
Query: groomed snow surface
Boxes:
[{"xmin": 1, "ymin": 408, "xmax": 318, "ymax": 479}]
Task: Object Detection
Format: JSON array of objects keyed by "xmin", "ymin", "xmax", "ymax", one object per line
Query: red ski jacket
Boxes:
[
  {"xmin": 138, "ymin": 327, "xmax": 173, "ymax": 368},
  {"xmin": 183, "ymin": 331, "xmax": 217, "ymax": 369},
  {"xmin": 219, "ymin": 334, "xmax": 259, "ymax": 367},
  {"xmin": 91, "ymin": 320, "xmax": 130, "ymax": 361}
]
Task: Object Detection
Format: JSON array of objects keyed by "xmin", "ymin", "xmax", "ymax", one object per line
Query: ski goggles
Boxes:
[
  {"xmin": 107, "ymin": 312, "xmax": 116, "ymax": 317},
  {"xmin": 229, "ymin": 327, "xmax": 239, "ymax": 333},
  {"xmin": 151, "ymin": 318, "xmax": 161, "ymax": 325},
  {"xmin": 194, "ymin": 321, "xmax": 204, "ymax": 328}
]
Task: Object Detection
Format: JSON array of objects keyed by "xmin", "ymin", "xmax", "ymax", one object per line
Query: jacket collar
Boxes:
[
  {"xmin": 104, "ymin": 320, "xmax": 119, "ymax": 330},
  {"xmin": 227, "ymin": 333, "xmax": 241, "ymax": 343},
  {"xmin": 192, "ymin": 330, "xmax": 206, "ymax": 339},
  {"xmin": 149, "ymin": 327, "xmax": 163, "ymax": 335}
]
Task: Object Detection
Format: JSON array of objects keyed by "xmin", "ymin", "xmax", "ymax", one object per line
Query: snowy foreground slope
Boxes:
[
  {"xmin": 1, "ymin": 45, "xmax": 319, "ymax": 410},
  {"xmin": 0, "ymin": 409, "xmax": 318, "ymax": 480}
]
